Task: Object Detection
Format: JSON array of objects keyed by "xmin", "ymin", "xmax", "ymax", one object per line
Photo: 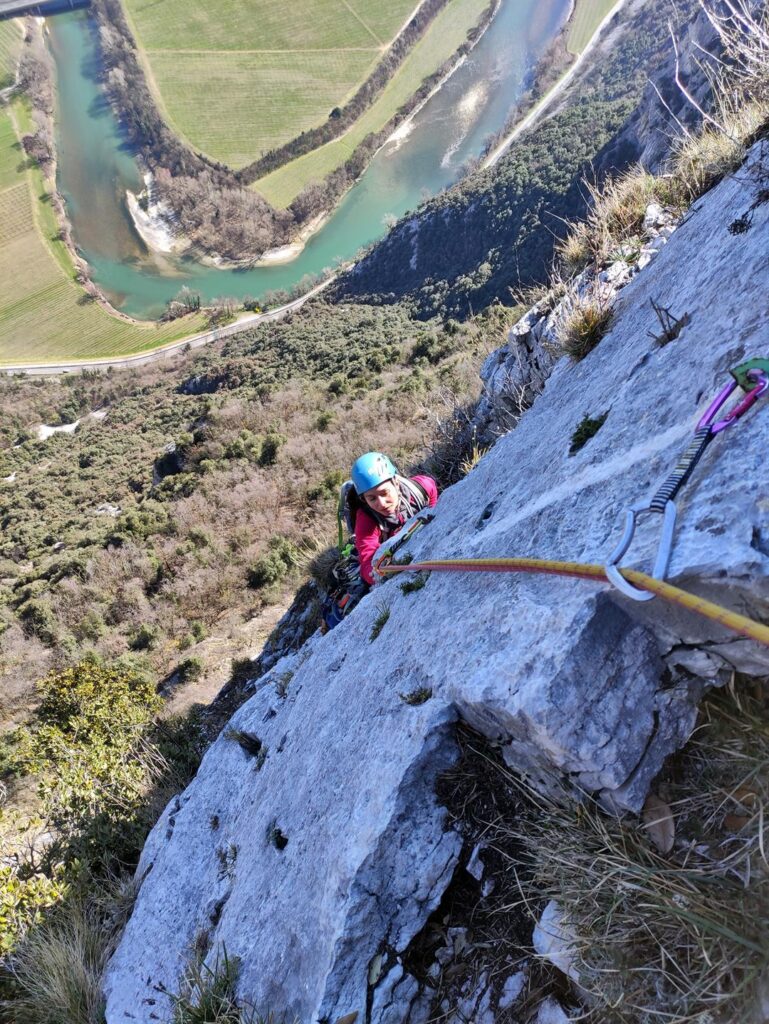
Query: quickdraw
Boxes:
[
  {"xmin": 605, "ymin": 360, "xmax": 769, "ymax": 601},
  {"xmin": 372, "ymin": 359, "xmax": 769, "ymax": 649}
]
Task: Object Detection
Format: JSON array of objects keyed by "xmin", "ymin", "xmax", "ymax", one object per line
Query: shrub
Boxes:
[
  {"xmin": 19, "ymin": 660, "xmax": 162, "ymax": 864},
  {"xmin": 18, "ymin": 598, "xmax": 58, "ymax": 645},
  {"xmin": 177, "ymin": 657, "xmax": 204, "ymax": 683},
  {"xmin": 258, "ymin": 432, "xmax": 285, "ymax": 468},
  {"xmin": 130, "ymin": 623, "xmax": 159, "ymax": 650},
  {"xmin": 307, "ymin": 469, "xmax": 345, "ymax": 503},
  {"xmin": 247, "ymin": 537, "xmax": 301, "ymax": 590}
]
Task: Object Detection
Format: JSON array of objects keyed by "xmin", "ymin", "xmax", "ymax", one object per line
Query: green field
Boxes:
[
  {"xmin": 254, "ymin": 0, "xmax": 490, "ymax": 208},
  {"xmin": 566, "ymin": 0, "xmax": 620, "ymax": 54},
  {"xmin": 0, "ymin": 19, "xmax": 23, "ymax": 90},
  {"xmin": 0, "ymin": 103, "xmax": 206, "ymax": 365},
  {"xmin": 122, "ymin": 0, "xmax": 418, "ymax": 169}
]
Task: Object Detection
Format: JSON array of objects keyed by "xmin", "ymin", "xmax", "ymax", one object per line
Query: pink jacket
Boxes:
[{"xmin": 355, "ymin": 474, "xmax": 438, "ymax": 585}]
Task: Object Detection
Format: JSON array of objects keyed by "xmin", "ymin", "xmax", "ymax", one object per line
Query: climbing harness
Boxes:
[
  {"xmin": 373, "ymin": 360, "xmax": 769, "ymax": 650},
  {"xmin": 605, "ymin": 359, "xmax": 769, "ymax": 600}
]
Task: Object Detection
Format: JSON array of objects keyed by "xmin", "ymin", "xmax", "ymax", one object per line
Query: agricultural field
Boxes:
[
  {"xmin": 566, "ymin": 0, "xmax": 620, "ymax": 54},
  {"xmin": 254, "ymin": 0, "xmax": 490, "ymax": 208},
  {"xmin": 0, "ymin": 103, "xmax": 205, "ymax": 365},
  {"xmin": 122, "ymin": 0, "xmax": 419, "ymax": 169},
  {"xmin": 0, "ymin": 18, "xmax": 23, "ymax": 90}
]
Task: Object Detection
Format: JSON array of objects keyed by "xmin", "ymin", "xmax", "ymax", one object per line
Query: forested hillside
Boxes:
[
  {"xmin": 336, "ymin": 0, "xmax": 700, "ymax": 317},
  {"xmin": 0, "ymin": 301, "xmax": 505, "ymax": 732}
]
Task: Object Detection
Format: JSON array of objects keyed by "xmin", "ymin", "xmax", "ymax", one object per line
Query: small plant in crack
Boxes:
[
  {"xmin": 647, "ymin": 298, "xmax": 691, "ymax": 346},
  {"xmin": 215, "ymin": 843, "xmax": 238, "ymax": 881},
  {"xmin": 391, "ymin": 551, "xmax": 414, "ymax": 566},
  {"xmin": 399, "ymin": 687, "xmax": 433, "ymax": 706},
  {"xmin": 274, "ymin": 670, "xmax": 293, "ymax": 699},
  {"xmin": 209, "ymin": 814, "xmax": 220, "ymax": 831},
  {"xmin": 569, "ymin": 411, "xmax": 609, "ymax": 456},
  {"xmin": 400, "ymin": 572, "xmax": 429, "ymax": 595},
  {"xmin": 369, "ymin": 602, "xmax": 391, "ymax": 642},
  {"xmin": 266, "ymin": 820, "xmax": 289, "ymax": 851},
  {"xmin": 225, "ymin": 728, "xmax": 267, "ymax": 768}
]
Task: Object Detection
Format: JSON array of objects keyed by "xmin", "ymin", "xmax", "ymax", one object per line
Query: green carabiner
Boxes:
[{"xmin": 731, "ymin": 358, "xmax": 769, "ymax": 392}]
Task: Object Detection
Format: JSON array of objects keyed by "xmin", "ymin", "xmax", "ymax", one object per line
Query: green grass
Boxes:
[
  {"xmin": 123, "ymin": 0, "xmax": 417, "ymax": 168},
  {"xmin": 0, "ymin": 103, "xmax": 206, "ymax": 365},
  {"xmin": 254, "ymin": 0, "xmax": 489, "ymax": 208},
  {"xmin": 147, "ymin": 49, "xmax": 380, "ymax": 168},
  {"xmin": 566, "ymin": 0, "xmax": 620, "ymax": 54},
  {"xmin": 0, "ymin": 18, "xmax": 23, "ymax": 90}
]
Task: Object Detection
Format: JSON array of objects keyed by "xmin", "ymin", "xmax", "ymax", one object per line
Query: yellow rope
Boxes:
[{"xmin": 376, "ymin": 556, "xmax": 769, "ymax": 649}]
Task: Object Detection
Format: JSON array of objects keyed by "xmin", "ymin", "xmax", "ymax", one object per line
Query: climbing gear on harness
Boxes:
[
  {"xmin": 605, "ymin": 361, "xmax": 769, "ymax": 601},
  {"xmin": 320, "ymin": 538, "xmax": 369, "ymax": 633},
  {"xmin": 374, "ymin": 553, "xmax": 769, "ymax": 649},
  {"xmin": 351, "ymin": 452, "xmax": 397, "ymax": 495}
]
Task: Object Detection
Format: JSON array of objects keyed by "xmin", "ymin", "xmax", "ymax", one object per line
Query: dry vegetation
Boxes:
[
  {"xmin": 0, "ymin": 301, "xmax": 500, "ymax": 729},
  {"xmin": 423, "ymin": 677, "xmax": 769, "ymax": 1023}
]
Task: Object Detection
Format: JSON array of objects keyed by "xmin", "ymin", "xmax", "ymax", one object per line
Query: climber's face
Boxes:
[{"xmin": 363, "ymin": 479, "xmax": 399, "ymax": 517}]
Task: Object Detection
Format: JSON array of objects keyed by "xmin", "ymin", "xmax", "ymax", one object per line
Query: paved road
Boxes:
[{"xmin": 0, "ymin": 276, "xmax": 336, "ymax": 376}]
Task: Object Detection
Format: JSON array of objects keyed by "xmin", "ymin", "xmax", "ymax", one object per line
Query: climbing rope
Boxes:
[
  {"xmin": 374, "ymin": 360, "xmax": 769, "ymax": 649},
  {"xmin": 376, "ymin": 554, "xmax": 769, "ymax": 649}
]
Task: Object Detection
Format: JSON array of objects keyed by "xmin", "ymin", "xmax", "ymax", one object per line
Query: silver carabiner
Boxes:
[{"xmin": 605, "ymin": 500, "xmax": 677, "ymax": 601}]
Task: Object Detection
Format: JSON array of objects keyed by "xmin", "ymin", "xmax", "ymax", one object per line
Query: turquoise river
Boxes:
[{"xmin": 48, "ymin": 0, "xmax": 570, "ymax": 320}]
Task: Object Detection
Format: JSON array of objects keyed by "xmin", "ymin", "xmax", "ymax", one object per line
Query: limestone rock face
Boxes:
[{"xmin": 104, "ymin": 144, "xmax": 769, "ymax": 1023}]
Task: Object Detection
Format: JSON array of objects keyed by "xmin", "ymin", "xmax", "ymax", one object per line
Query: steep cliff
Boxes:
[{"xmin": 104, "ymin": 141, "xmax": 769, "ymax": 1023}]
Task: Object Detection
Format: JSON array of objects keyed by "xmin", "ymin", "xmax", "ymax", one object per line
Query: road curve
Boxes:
[
  {"xmin": 482, "ymin": 0, "xmax": 627, "ymax": 169},
  {"xmin": 0, "ymin": 277, "xmax": 336, "ymax": 377}
]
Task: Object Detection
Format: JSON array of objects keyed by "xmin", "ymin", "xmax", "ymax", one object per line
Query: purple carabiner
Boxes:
[{"xmin": 697, "ymin": 369, "xmax": 769, "ymax": 435}]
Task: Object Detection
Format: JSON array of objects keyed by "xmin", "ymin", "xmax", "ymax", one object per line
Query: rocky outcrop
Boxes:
[
  {"xmin": 104, "ymin": 143, "xmax": 769, "ymax": 1023},
  {"xmin": 474, "ymin": 200, "xmax": 680, "ymax": 443},
  {"xmin": 597, "ymin": 6, "xmax": 721, "ymax": 173}
]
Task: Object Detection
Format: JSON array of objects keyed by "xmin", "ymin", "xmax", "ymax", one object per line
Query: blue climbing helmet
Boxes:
[{"xmin": 351, "ymin": 451, "xmax": 397, "ymax": 495}]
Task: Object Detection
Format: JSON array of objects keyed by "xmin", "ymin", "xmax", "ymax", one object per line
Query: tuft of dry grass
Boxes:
[
  {"xmin": 557, "ymin": 289, "xmax": 614, "ymax": 360},
  {"xmin": 674, "ymin": 95, "xmax": 769, "ymax": 198},
  {"xmin": 557, "ymin": 168, "xmax": 687, "ymax": 273},
  {"xmin": 672, "ymin": 0, "xmax": 769, "ymax": 197},
  {"xmin": 8, "ymin": 874, "xmax": 138, "ymax": 1024},
  {"xmin": 491, "ymin": 675, "xmax": 769, "ymax": 1023}
]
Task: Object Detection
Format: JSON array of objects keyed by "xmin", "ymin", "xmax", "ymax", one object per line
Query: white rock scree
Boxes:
[{"xmin": 104, "ymin": 143, "xmax": 769, "ymax": 1022}]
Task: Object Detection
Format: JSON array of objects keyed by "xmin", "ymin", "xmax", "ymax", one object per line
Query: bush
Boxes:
[
  {"xmin": 130, "ymin": 623, "xmax": 159, "ymax": 650},
  {"xmin": 20, "ymin": 660, "xmax": 162, "ymax": 862},
  {"xmin": 247, "ymin": 537, "xmax": 301, "ymax": 590},
  {"xmin": 258, "ymin": 432, "xmax": 285, "ymax": 468},
  {"xmin": 178, "ymin": 656, "xmax": 204, "ymax": 683},
  {"xmin": 307, "ymin": 469, "xmax": 345, "ymax": 503},
  {"xmin": 18, "ymin": 598, "xmax": 58, "ymax": 645}
]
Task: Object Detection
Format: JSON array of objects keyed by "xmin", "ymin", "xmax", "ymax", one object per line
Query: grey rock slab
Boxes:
[
  {"xmin": 533, "ymin": 901, "xmax": 580, "ymax": 984},
  {"xmin": 535, "ymin": 997, "xmax": 574, "ymax": 1024},
  {"xmin": 498, "ymin": 969, "xmax": 527, "ymax": 1010},
  {"xmin": 105, "ymin": 146, "xmax": 769, "ymax": 1022}
]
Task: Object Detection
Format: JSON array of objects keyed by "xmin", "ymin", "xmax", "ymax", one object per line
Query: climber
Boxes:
[{"xmin": 350, "ymin": 451, "xmax": 438, "ymax": 586}]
